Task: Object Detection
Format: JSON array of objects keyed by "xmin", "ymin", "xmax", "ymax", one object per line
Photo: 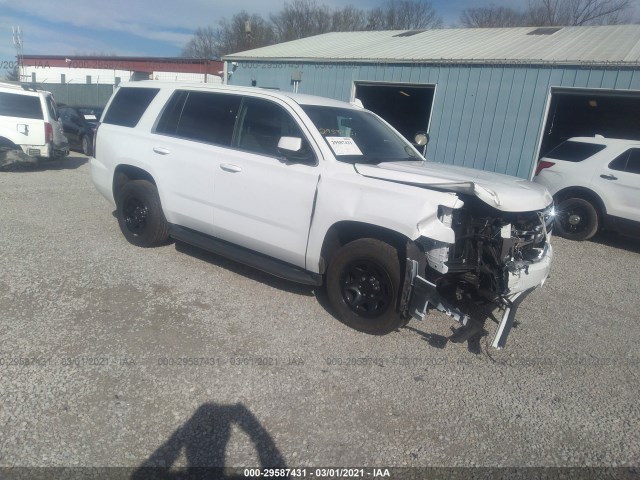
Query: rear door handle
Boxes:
[
  {"xmin": 600, "ymin": 174, "xmax": 618, "ymax": 180},
  {"xmin": 153, "ymin": 146, "xmax": 170, "ymax": 155},
  {"xmin": 220, "ymin": 163, "xmax": 242, "ymax": 173}
]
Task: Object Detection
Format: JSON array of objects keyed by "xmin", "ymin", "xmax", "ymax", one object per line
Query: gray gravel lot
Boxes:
[{"xmin": 1, "ymin": 153, "xmax": 639, "ymax": 471}]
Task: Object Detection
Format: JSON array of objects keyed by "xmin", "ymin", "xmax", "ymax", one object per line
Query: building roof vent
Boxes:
[
  {"xmin": 393, "ymin": 30, "xmax": 426, "ymax": 37},
  {"xmin": 528, "ymin": 27, "xmax": 562, "ymax": 35}
]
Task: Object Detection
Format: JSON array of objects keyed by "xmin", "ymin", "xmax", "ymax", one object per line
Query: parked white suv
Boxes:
[
  {"xmin": 0, "ymin": 82, "xmax": 68, "ymax": 163},
  {"xmin": 91, "ymin": 82, "xmax": 554, "ymax": 348},
  {"xmin": 534, "ymin": 136, "xmax": 640, "ymax": 240}
]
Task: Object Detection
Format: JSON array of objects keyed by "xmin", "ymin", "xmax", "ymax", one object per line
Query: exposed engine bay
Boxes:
[{"xmin": 403, "ymin": 195, "xmax": 554, "ymax": 349}]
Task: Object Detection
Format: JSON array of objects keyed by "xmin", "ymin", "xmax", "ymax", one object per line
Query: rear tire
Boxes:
[
  {"xmin": 326, "ymin": 238, "xmax": 404, "ymax": 335},
  {"xmin": 554, "ymin": 197, "xmax": 600, "ymax": 241},
  {"xmin": 116, "ymin": 180, "xmax": 169, "ymax": 247}
]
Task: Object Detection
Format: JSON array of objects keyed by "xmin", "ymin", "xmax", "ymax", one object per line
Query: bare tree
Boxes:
[
  {"xmin": 460, "ymin": 6, "xmax": 529, "ymax": 27},
  {"xmin": 331, "ymin": 6, "xmax": 368, "ymax": 32},
  {"xmin": 182, "ymin": 0, "xmax": 446, "ymax": 56},
  {"xmin": 270, "ymin": 0, "xmax": 335, "ymax": 42},
  {"xmin": 527, "ymin": 0, "xmax": 632, "ymax": 26},
  {"xmin": 218, "ymin": 11, "xmax": 275, "ymax": 55},
  {"xmin": 4, "ymin": 64, "xmax": 20, "ymax": 82},
  {"xmin": 367, "ymin": 0, "xmax": 443, "ymax": 30},
  {"xmin": 183, "ymin": 13, "xmax": 275, "ymax": 58},
  {"xmin": 181, "ymin": 26, "xmax": 220, "ymax": 59}
]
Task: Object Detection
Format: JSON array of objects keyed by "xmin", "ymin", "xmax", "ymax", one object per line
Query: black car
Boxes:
[{"xmin": 58, "ymin": 106, "xmax": 103, "ymax": 156}]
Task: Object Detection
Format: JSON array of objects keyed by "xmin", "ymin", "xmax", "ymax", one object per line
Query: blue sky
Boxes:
[{"xmin": 0, "ymin": 0, "xmax": 637, "ymax": 61}]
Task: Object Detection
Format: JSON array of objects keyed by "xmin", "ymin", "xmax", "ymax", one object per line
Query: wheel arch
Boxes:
[
  {"xmin": 553, "ymin": 186, "xmax": 607, "ymax": 217},
  {"xmin": 319, "ymin": 220, "xmax": 411, "ymax": 274},
  {"xmin": 0, "ymin": 136, "xmax": 20, "ymax": 150},
  {"xmin": 113, "ymin": 164, "xmax": 157, "ymax": 202}
]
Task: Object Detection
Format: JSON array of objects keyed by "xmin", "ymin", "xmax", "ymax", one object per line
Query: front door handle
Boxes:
[
  {"xmin": 153, "ymin": 146, "xmax": 170, "ymax": 155},
  {"xmin": 600, "ymin": 174, "xmax": 618, "ymax": 180},
  {"xmin": 220, "ymin": 163, "xmax": 242, "ymax": 173}
]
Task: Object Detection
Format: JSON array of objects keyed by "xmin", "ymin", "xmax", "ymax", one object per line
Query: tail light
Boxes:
[
  {"xmin": 44, "ymin": 122, "xmax": 53, "ymax": 143},
  {"xmin": 535, "ymin": 160, "xmax": 555, "ymax": 176},
  {"xmin": 92, "ymin": 123, "xmax": 100, "ymax": 157}
]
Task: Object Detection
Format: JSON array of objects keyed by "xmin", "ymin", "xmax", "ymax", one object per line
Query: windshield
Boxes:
[{"xmin": 301, "ymin": 105, "xmax": 421, "ymax": 164}]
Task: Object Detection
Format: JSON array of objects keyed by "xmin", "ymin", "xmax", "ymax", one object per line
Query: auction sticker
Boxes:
[{"xmin": 326, "ymin": 137, "xmax": 363, "ymax": 156}]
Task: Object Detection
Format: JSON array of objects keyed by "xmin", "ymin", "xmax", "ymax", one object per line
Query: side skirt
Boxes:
[{"xmin": 169, "ymin": 224, "xmax": 323, "ymax": 286}]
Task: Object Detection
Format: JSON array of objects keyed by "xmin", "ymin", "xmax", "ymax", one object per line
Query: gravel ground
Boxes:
[{"xmin": 0, "ymin": 153, "xmax": 639, "ymax": 472}]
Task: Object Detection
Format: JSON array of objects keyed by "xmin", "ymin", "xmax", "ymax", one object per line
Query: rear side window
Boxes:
[
  {"xmin": 544, "ymin": 140, "xmax": 606, "ymax": 162},
  {"xmin": 45, "ymin": 96, "xmax": 58, "ymax": 120},
  {"xmin": 609, "ymin": 148, "xmax": 640, "ymax": 175},
  {"xmin": 0, "ymin": 92, "xmax": 43, "ymax": 119},
  {"xmin": 103, "ymin": 87, "xmax": 159, "ymax": 128},
  {"xmin": 156, "ymin": 91, "xmax": 241, "ymax": 146}
]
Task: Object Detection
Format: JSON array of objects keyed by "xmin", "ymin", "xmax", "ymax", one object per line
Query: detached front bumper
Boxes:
[{"xmin": 403, "ymin": 243, "xmax": 552, "ymax": 349}]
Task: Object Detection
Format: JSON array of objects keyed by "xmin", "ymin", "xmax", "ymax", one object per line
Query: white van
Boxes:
[{"xmin": 0, "ymin": 82, "xmax": 68, "ymax": 160}]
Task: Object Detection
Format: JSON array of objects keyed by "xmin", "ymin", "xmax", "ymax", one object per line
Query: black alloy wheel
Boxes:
[
  {"xmin": 340, "ymin": 259, "xmax": 393, "ymax": 318},
  {"xmin": 326, "ymin": 238, "xmax": 404, "ymax": 335},
  {"xmin": 554, "ymin": 197, "xmax": 599, "ymax": 241}
]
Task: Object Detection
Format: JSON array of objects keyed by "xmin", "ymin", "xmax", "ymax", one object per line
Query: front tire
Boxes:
[
  {"xmin": 326, "ymin": 238, "xmax": 404, "ymax": 335},
  {"xmin": 554, "ymin": 197, "xmax": 600, "ymax": 241},
  {"xmin": 116, "ymin": 180, "xmax": 169, "ymax": 247},
  {"xmin": 81, "ymin": 135, "xmax": 91, "ymax": 156}
]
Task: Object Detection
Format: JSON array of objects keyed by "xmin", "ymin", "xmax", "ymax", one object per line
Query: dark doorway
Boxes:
[
  {"xmin": 540, "ymin": 89, "xmax": 640, "ymax": 158},
  {"xmin": 354, "ymin": 82, "xmax": 435, "ymax": 144}
]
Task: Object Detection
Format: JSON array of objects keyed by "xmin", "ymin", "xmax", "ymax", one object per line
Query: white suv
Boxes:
[
  {"xmin": 0, "ymin": 82, "xmax": 68, "ymax": 163},
  {"xmin": 91, "ymin": 82, "xmax": 554, "ymax": 349},
  {"xmin": 534, "ymin": 136, "xmax": 640, "ymax": 240}
]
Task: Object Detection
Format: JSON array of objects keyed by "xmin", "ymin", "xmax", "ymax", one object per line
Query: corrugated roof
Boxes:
[{"xmin": 224, "ymin": 25, "xmax": 640, "ymax": 66}]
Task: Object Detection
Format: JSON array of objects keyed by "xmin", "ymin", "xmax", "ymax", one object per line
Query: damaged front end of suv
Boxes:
[{"xmin": 402, "ymin": 193, "xmax": 554, "ymax": 349}]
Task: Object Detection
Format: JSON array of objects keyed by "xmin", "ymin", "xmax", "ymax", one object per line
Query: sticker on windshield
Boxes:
[
  {"xmin": 326, "ymin": 137, "xmax": 363, "ymax": 156},
  {"xmin": 83, "ymin": 114, "xmax": 97, "ymax": 120}
]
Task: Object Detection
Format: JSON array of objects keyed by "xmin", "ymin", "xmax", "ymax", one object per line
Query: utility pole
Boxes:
[{"xmin": 12, "ymin": 26, "xmax": 24, "ymax": 82}]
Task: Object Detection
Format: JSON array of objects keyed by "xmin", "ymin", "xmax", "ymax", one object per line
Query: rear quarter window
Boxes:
[
  {"xmin": 103, "ymin": 87, "xmax": 159, "ymax": 128},
  {"xmin": 544, "ymin": 140, "xmax": 606, "ymax": 162},
  {"xmin": 0, "ymin": 92, "xmax": 43, "ymax": 119}
]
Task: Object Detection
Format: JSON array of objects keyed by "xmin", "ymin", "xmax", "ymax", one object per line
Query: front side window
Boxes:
[
  {"xmin": 0, "ymin": 92, "xmax": 43, "ymax": 119},
  {"xmin": 301, "ymin": 105, "xmax": 420, "ymax": 164},
  {"xmin": 234, "ymin": 98, "xmax": 311, "ymax": 159},
  {"xmin": 610, "ymin": 148, "xmax": 640, "ymax": 175}
]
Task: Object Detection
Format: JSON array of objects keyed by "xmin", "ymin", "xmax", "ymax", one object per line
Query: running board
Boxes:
[{"xmin": 169, "ymin": 225, "xmax": 323, "ymax": 286}]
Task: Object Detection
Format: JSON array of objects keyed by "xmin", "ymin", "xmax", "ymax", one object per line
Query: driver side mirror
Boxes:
[
  {"xmin": 277, "ymin": 136, "xmax": 315, "ymax": 165},
  {"xmin": 414, "ymin": 131, "xmax": 429, "ymax": 146}
]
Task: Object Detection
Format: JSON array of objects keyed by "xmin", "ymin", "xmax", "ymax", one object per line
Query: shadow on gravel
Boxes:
[
  {"xmin": 175, "ymin": 241, "xmax": 316, "ymax": 297},
  {"xmin": 591, "ymin": 231, "xmax": 640, "ymax": 254},
  {"xmin": 0, "ymin": 155, "xmax": 88, "ymax": 172},
  {"xmin": 175, "ymin": 241, "xmax": 498, "ymax": 355},
  {"xmin": 131, "ymin": 402, "xmax": 286, "ymax": 479}
]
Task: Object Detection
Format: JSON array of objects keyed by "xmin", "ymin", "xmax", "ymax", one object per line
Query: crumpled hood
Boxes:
[{"xmin": 355, "ymin": 161, "xmax": 553, "ymax": 212}]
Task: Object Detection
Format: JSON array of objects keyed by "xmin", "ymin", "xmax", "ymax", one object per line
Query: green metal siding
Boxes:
[{"xmin": 229, "ymin": 61, "xmax": 640, "ymax": 178}]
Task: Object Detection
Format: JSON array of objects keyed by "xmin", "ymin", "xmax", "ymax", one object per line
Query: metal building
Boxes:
[{"xmin": 224, "ymin": 25, "xmax": 640, "ymax": 179}]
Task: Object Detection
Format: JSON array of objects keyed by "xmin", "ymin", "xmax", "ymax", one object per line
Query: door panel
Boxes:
[
  {"xmin": 212, "ymin": 97, "xmax": 319, "ymax": 268},
  {"xmin": 593, "ymin": 147, "xmax": 640, "ymax": 222}
]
